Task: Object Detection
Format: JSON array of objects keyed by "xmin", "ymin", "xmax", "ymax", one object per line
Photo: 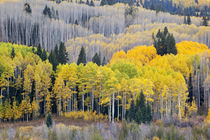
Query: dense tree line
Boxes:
[
  {"xmin": 0, "ymin": 0, "xmax": 206, "ymax": 53},
  {"xmin": 100, "ymin": 0, "xmax": 210, "ymax": 19},
  {"xmin": 153, "ymin": 27, "xmax": 177, "ymax": 56},
  {"xmin": 0, "ymin": 40, "xmax": 209, "ymax": 123}
]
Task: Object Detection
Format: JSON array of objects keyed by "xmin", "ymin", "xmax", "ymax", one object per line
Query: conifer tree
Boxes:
[
  {"xmin": 100, "ymin": 0, "xmax": 108, "ymax": 6},
  {"xmin": 11, "ymin": 47, "xmax": 15, "ymax": 59},
  {"xmin": 41, "ymin": 49, "xmax": 48, "ymax": 61},
  {"xmin": 58, "ymin": 42, "xmax": 68, "ymax": 64},
  {"xmin": 54, "ymin": 45, "xmax": 59, "ymax": 59},
  {"xmin": 102, "ymin": 56, "xmax": 106, "ymax": 66},
  {"xmin": 92, "ymin": 53, "xmax": 101, "ymax": 66},
  {"xmin": 36, "ymin": 44, "xmax": 42, "ymax": 58},
  {"xmin": 187, "ymin": 15, "xmax": 191, "ymax": 25},
  {"xmin": 153, "ymin": 27, "xmax": 177, "ymax": 56},
  {"xmin": 32, "ymin": 46, "xmax": 35, "ymax": 53},
  {"xmin": 49, "ymin": 50, "xmax": 58, "ymax": 71},
  {"xmin": 146, "ymin": 103, "xmax": 152, "ymax": 123},
  {"xmin": 86, "ymin": 0, "xmax": 90, "ymax": 5},
  {"xmin": 43, "ymin": 5, "xmax": 52, "ymax": 18},
  {"xmin": 90, "ymin": 0, "xmax": 95, "ymax": 6},
  {"xmin": 79, "ymin": 0, "xmax": 83, "ymax": 4},
  {"xmin": 202, "ymin": 16, "xmax": 208, "ymax": 26},
  {"xmin": 127, "ymin": 100, "xmax": 135, "ymax": 122},
  {"xmin": 24, "ymin": 3, "xmax": 32, "ymax": 14},
  {"xmin": 46, "ymin": 113, "xmax": 52, "ymax": 128},
  {"xmin": 77, "ymin": 46, "xmax": 87, "ymax": 65},
  {"xmin": 132, "ymin": 91, "xmax": 152, "ymax": 124}
]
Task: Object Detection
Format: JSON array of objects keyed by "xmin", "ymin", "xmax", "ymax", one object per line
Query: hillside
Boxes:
[{"xmin": 0, "ymin": 0, "xmax": 210, "ymax": 139}]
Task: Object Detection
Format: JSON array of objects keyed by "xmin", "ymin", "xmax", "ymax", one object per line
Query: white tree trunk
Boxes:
[
  {"xmin": 82, "ymin": 94, "xmax": 84, "ymax": 112},
  {"xmin": 112, "ymin": 92, "xmax": 115, "ymax": 123}
]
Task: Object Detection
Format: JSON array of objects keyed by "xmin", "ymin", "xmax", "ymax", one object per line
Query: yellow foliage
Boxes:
[
  {"xmin": 206, "ymin": 108, "xmax": 210, "ymax": 123},
  {"xmin": 153, "ymin": 136, "xmax": 160, "ymax": 140},
  {"xmin": 177, "ymin": 41, "xmax": 210, "ymax": 55},
  {"xmin": 65, "ymin": 111, "xmax": 108, "ymax": 122}
]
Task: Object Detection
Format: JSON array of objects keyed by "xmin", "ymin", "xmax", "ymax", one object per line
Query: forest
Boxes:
[{"xmin": 0, "ymin": 0, "xmax": 210, "ymax": 140}]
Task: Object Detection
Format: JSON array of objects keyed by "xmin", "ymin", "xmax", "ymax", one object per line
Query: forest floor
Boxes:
[{"xmin": 0, "ymin": 115, "xmax": 106, "ymax": 129}]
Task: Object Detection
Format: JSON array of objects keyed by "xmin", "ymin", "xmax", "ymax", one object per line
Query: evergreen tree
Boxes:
[
  {"xmin": 49, "ymin": 50, "xmax": 58, "ymax": 71},
  {"xmin": 100, "ymin": 0, "xmax": 108, "ymax": 6},
  {"xmin": 129, "ymin": 0, "xmax": 134, "ymax": 6},
  {"xmin": 92, "ymin": 53, "xmax": 101, "ymax": 66},
  {"xmin": 150, "ymin": 3, "xmax": 155, "ymax": 10},
  {"xmin": 153, "ymin": 27, "xmax": 177, "ymax": 56},
  {"xmin": 146, "ymin": 103, "xmax": 152, "ymax": 123},
  {"xmin": 58, "ymin": 42, "xmax": 68, "ymax": 64},
  {"xmin": 90, "ymin": 0, "xmax": 95, "ymax": 6},
  {"xmin": 136, "ymin": 91, "xmax": 147, "ymax": 123},
  {"xmin": 77, "ymin": 46, "xmax": 87, "ymax": 65},
  {"xmin": 24, "ymin": 3, "xmax": 32, "ymax": 14},
  {"xmin": 36, "ymin": 44, "xmax": 42, "ymax": 58},
  {"xmin": 11, "ymin": 47, "xmax": 15, "ymax": 59},
  {"xmin": 46, "ymin": 113, "xmax": 52, "ymax": 128},
  {"xmin": 75, "ymin": 20, "xmax": 78, "ymax": 25},
  {"xmin": 41, "ymin": 49, "xmax": 48, "ymax": 61},
  {"xmin": 79, "ymin": 0, "xmax": 84, "ymax": 4},
  {"xmin": 187, "ymin": 15, "xmax": 191, "ymax": 25},
  {"xmin": 127, "ymin": 100, "xmax": 135, "ymax": 122},
  {"xmin": 54, "ymin": 45, "xmax": 59, "ymax": 59},
  {"xmin": 136, "ymin": 2, "xmax": 140, "ymax": 7},
  {"xmin": 43, "ymin": 5, "xmax": 52, "ymax": 18},
  {"xmin": 166, "ymin": 34, "xmax": 177, "ymax": 55},
  {"xmin": 86, "ymin": 0, "xmax": 89, "ymax": 5},
  {"xmin": 202, "ymin": 16, "xmax": 208, "ymax": 26},
  {"xmin": 32, "ymin": 46, "xmax": 35, "ymax": 53},
  {"xmin": 102, "ymin": 56, "xmax": 106, "ymax": 66}
]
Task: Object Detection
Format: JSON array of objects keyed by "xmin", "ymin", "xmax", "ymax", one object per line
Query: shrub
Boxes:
[
  {"xmin": 64, "ymin": 111, "xmax": 108, "ymax": 122},
  {"xmin": 46, "ymin": 113, "xmax": 53, "ymax": 128}
]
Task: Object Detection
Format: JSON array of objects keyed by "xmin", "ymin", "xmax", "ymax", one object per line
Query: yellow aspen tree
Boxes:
[
  {"xmin": 25, "ymin": 96, "xmax": 32, "ymax": 122},
  {"xmin": 53, "ymin": 76, "xmax": 65, "ymax": 116},
  {"xmin": 31, "ymin": 97, "xmax": 39, "ymax": 119},
  {"xmin": 77, "ymin": 63, "xmax": 88, "ymax": 112},
  {"xmin": 206, "ymin": 107, "xmax": 210, "ymax": 122},
  {"xmin": 84, "ymin": 62, "xmax": 98, "ymax": 112},
  {"xmin": 187, "ymin": 98, "xmax": 197, "ymax": 117},
  {"xmin": 4, "ymin": 100, "xmax": 13, "ymax": 121},
  {"xmin": 0, "ymin": 103, "xmax": 5, "ymax": 121},
  {"xmin": 12, "ymin": 98, "xmax": 20, "ymax": 121},
  {"xmin": 45, "ymin": 92, "xmax": 52, "ymax": 113},
  {"xmin": 0, "ymin": 75, "xmax": 7, "ymax": 105},
  {"xmin": 23, "ymin": 65, "xmax": 34, "ymax": 96}
]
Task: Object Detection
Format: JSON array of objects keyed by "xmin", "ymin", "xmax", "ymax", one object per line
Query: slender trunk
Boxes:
[
  {"xmin": 198, "ymin": 72, "xmax": 200, "ymax": 108},
  {"xmin": 166, "ymin": 97, "xmax": 168, "ymax": 119},
  {"xmin": 122, "ymin": 92, "xmax": 124, "ymax": 120},
  {"xmin": 43, "ymin": 96, "xmax": 46, "ymax": 115},
  {"xmin": 109, "ymin": 94, "xmax": 111, "ymax": 122},
  {"xmin": 117, "ymin": 91, "xmax": 119, "ymax": 121},
  {"xmin": 161, "ymin": 95, "xmax": 163, "ymax": 120},
  {"xmin": 7, "ymin": 78, "xmax": 9, "ymax": 96},
  {"xmin": 178, "ymin": 92, "xmax": 181, "ymax": 119},
  {"xmin": 82, "ymin": 94, "xmax": 84, "ymax": 112},
  {"xmin": 0, "ymin": 88, "xmax": 2, "ymax": 105},
  {"xmin": 124, "ymin": 94, "xmax": 126, "ymax": 119},
  {"xmin": 99, "ymin": 97, "xmax": 100, "ymax": 114},
  {"xmin": 92, "ymin": 88, "xmax": 94, "ymax": 112},
  {"xmin": 169, "ymin": 91, "xmax": 172, "ymax": 117},
  {"xmin": 59, "ymin": 96, "xmax": 61, "ymax": 116},
  {"xmin": 112, "ymin": 92, "xmax": 115, "ymax": 123},
  {"xmin": 99, "ymin": 80, "xmax": 102, "ymax": 114}
]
